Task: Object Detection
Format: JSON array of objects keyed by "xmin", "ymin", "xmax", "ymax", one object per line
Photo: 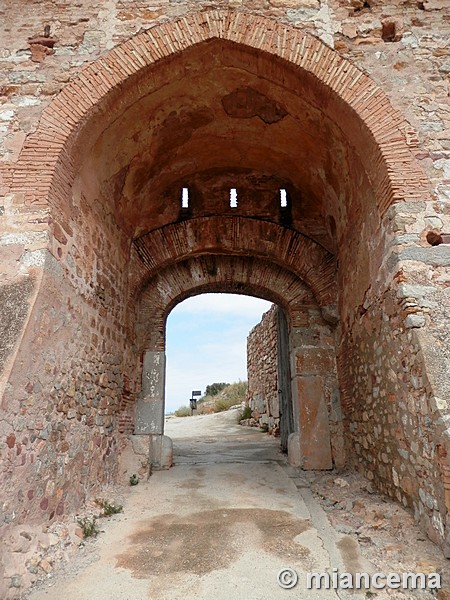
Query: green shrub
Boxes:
[
  {"xmin": 205, "ymin": 382, "xmax": 229, "ymax": 396},
  {"xmin": 173, "ymin": 382, "xmax": 248, "ymax": 417},
  {"xmin": 197, "ymin": 403, "xmax": 215, "ymax": 415},
  {"xmin": 77, "ymin": 516, "xmax": 100, "ymax": 538},
  {"xmin": 226, "ymin": 381, "xmax": 248, "ymax": 403},
  {"xmin": 241, "ymin": 405, "xmax": 252, "ymax": 420},
  {"xmin": 214, "ymin": 396, "xmax": 237, "ymax": 412},
  {"xmin": 129, "ymin": 474, "xmax": 139, "ymax": 486},
  {"xmin": 236, "ymin": 405, "xmax": 252, "ymax": 423},
  {"xmin": 213, "ymin": 381, "xmax": 247, "ymax": 411},
  {"xmin": 174, "ymin": 405, "xmax": 191, "ymax": 417},
  {"xmin": 94, "ymin": 498, "xmax": 123, "ymax": 516}
]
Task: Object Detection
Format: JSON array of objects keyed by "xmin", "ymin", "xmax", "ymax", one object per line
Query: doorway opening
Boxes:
[
  {"xmin": 164, "ymin": 293, "xmax": 302, "ymax": 466},
  {"xmin": 165, "ymin": 293, "xmax": 271, "ymax": 418}
]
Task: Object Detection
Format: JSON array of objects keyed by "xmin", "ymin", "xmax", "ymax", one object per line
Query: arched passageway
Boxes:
[
  {"xmin": 134, "ymin": 259, "xmax": 340, "ymax": 471},
  {"xmin": 3, "ymin": 9, "xmax": 449, "ymax": 557}
]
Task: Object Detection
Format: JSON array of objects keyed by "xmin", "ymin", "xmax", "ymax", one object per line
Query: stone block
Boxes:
[
  {"xmin": 150, "ymin": 435, "xmax": 173, "ymax": 470},
  {"xmin": 321, "ymin": 305, "xmax": 339, "ymax": 325},
  {"xmin": 423, "ymin": 0, "xmax": 450, "ymax": 9},
  {"xmin": 397, "ymin": 284, "xmax": 435, "ymax": 299},
  {"xmin": 268, "ymin": 393, "xmax": 280, "ymax": 419},
  {"xmin": 291, "ymin": 327, "xmax": 320, "ymax": 347},
  {"xmin": 297, "ymin": 376, "xmax": 333, "ymax": 470},
  {"xmin": 118, "ymin": 437, "xmax": 149, "ymax": 482},
  {"xmin": 399, "ymin": 246, "xmax": 450, "ymax": 267},
  {"xmin": 288, "ymin": 432, "xmax": 301, "ymax": 467},
  {"xmin": 130, "ymin": 435, "xmax": 149, "ymax": 456},
  {"xmin": 295, "ymin": 348, "xmax": 334, "ymax": 375},
  {"xmin": 135, "ymin": 396, "xmax": 164, "ymax": 435},
  {"xmin": 272, "ymin": 0, "xmax": 319, "ymax": 7},
  {"xmin": 291, "ymin": 311, "xmax": 309, "ymax": 327},
  {"xmin": 254, "ymin": 392, "xmax": 266, "ymax": 414},
  {"xmin": 0, "ymin": 277, "xmax": 35, "ymax": 375},
  {"xmin": 405, "ymin": 314, "xmax": 426, "ymax": 328}
]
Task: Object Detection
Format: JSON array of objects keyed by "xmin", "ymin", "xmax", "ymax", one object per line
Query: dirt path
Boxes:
[{"xmin": 25, "ymin": 411, "xmax": 448, "ymax": 600}]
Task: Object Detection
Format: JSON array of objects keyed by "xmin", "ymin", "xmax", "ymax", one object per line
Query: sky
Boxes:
[{"xmin": 165, "ymin": 293, "xmax": 272, "ymax": 413}]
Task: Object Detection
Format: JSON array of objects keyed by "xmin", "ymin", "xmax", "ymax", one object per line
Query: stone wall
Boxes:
[
  {"xmin": 247, "ymin": 304, "xmax": 343, "ymax": 468},
  {"xmin": 247, "ymin": 305, "xmax": 279, "ymax": 432},
  {"xmin": 0, "ymin": 0, "xmax": 448, "ymax": 186},
  {"xmin": 338, "ymin": 200, "xmax": 450, "ymax": 551}
]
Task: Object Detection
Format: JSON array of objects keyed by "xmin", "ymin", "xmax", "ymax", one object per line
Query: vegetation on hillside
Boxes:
[
  {"xmin": 204, "ymin": 382, "xmax": 229, "ymax": 396},
  {"xmin": 173, "ymin": 381, "xmax": 247, "ymax": 417},
  {"xmin": 174, "ymin": 405, "xmax": 191, "ymax": 417}
]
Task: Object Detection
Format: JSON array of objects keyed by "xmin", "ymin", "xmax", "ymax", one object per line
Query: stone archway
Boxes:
[
  {"xmin": 132, "ymin": 252, "xmax": 341, "ymax": 471},
  {"xmin": 2, "ymin": 9, "xmax": 449, "ymax": 556},
  {"xmin": 10, "ymin": 10, "xmax": 428, "ymax": 214}
]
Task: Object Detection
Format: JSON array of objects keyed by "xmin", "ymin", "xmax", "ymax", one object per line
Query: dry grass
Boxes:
[{"xmin": 173, "ymin": 381, "xmax": 248, "ymax": 417}]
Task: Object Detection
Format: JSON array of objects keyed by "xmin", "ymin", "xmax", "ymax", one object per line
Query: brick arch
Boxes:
[
  {"xmin": 130, "ymin": 252, "xmax": 343, "ymax": 473},
  {"xmin": 132, "ymin": 216, "xmax": 337, "ymax": 310},
  {"xmin": 11, "ymin": 8, "xmax": 429, "ymax": 221},
  {"xmin": 135, "ymin": 253, "xmax": 317, "ymax": 351}
]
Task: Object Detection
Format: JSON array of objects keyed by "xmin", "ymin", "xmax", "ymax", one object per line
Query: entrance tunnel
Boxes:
[{"xmin": 1, "ymin": 11, "xmax": 449, "ymax": 561}]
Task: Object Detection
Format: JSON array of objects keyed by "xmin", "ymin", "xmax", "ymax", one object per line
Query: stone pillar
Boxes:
[
  {"xmin": 149, "ymin": 434, "xmax": 173, "ymax": 471},
  {"xmin": 294, "ymin": 348, "xmax": 334, "ymax": 470},
  {"xmin": 134, "ymin": 351, "xmax": 172, "ymax": 470}
]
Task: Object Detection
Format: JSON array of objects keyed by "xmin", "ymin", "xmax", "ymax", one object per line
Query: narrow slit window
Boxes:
[
  {"xmin": 280, "ymin": 188, "xmax": 288, "ymax": 208},
  {"xmin": 181, "ymin": 187, "xmax": 189, "ymax": 209},
  {"xmin": 230, "ymin": 188, "xmax": 238, "ymax": 208}
]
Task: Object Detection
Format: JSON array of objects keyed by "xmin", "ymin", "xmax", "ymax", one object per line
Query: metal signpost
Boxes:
[{"xmin": 190, "ymin": 390, "xmax": 202, "ymax": 415}]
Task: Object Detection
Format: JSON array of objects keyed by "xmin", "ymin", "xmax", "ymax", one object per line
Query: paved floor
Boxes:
[{"xmin": 26, "ymin": 411, "xmax": 439, "ymax": 600}]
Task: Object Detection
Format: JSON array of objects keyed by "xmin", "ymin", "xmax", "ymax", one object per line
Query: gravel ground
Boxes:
[{"xmin": 23, "ymin": 410, "xmax": 449, "ymax": 600}]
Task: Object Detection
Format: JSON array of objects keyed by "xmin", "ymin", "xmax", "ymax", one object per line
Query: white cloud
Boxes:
[
  {"xmin": 164, "ymin": 293, "xmax": 272, "ymax": 413},
  {"xmin": 171, "ymin": 293, "xmax": 272, "ymax": 317},
  {"xmin": 165, "ymin": 337, "xmax": 248, "ymax": 412}
]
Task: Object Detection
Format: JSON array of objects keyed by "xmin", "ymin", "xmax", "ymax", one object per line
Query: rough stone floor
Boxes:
[{"xmin": 23, "ymin": 411, "xmax": 449, "ymax": 600}]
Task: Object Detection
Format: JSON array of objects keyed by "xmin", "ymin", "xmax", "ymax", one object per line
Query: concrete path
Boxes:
[{"xmin": 24, "ymin": 411, "xmax": 396, "ymax": 600}]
